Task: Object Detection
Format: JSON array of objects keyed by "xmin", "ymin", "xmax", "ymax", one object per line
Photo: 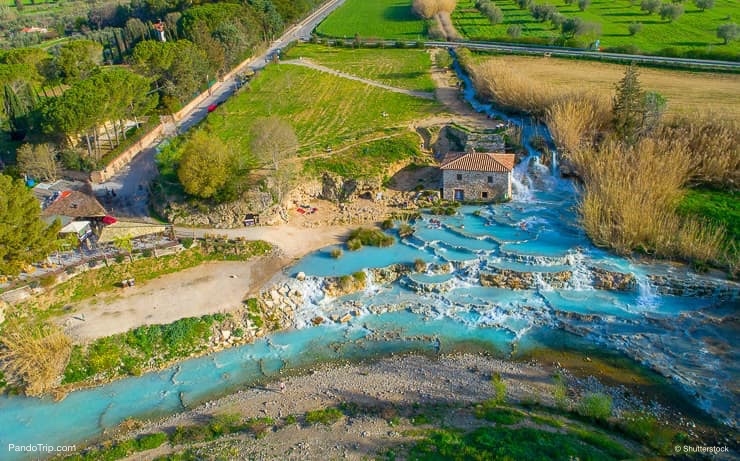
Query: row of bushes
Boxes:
[{"xmin": 63, "ymin": 313, "xmax": 228, "ymax": 384}]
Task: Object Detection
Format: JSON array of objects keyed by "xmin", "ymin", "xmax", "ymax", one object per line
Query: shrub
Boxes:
[
  {"xmin": 628, "ymin": 22, "xmax": 643, "ymax": 36},
  {"xmin": 330, "ymin": 248, "xmax": 343, "ymax": 258},
  {"xmin": 640, "ymin": 0, "xmax": 661, "ymax": 14},
  {"xmin": 619, "ymin": 411, "xmax": 676, "ymax": 454},
  {"xmin": 491, "ymin": 372, "xmax": 506, "ymax": 404},
  {"xmin": 659, "ymin": 3, "xmax": 683, "ymax": 22},
  {"xmin": 347, "ymin": 238, "xmax": 363, "ymax": 251},
  {"xmin": 507, "ymin": 25, "xmax": 522, "ymax": 38},
  {"xmin": 398, "ymin": 223, "xmax": 415, "ymax": 238},
  {"xmin": 414, "ymin": 258, "xmax": 427, "ymax": 272},
  {"xmin": 530, "ymin": 3, "xmax": 557, "ymax": 22},
  {"xmin": 136, "ymin": 432, "xmax": 168, "ymax": 451},
  {"xmin": 347, "ymin": 228, "xmax": 394, "ymax": 248},
  {"xmin": 339, "ymin": 275, "xmax": 354, "ymax": 291},
  {"xmin": 381, "ymin": 218, "xmax": 394, "ymax": 230},
  {"xmin": 305, "ymin": 407, "xmax": 343, "ymax": 425},
  {"xmin": 577, "ymin": 392, "xmax": 612, "ymax": 421},
  {"xmin": 352, "ymin": 270, "xmax": 367, "ymax": 284},
  {"xmin": 553, "ymin": 374, "xmax": 568, "ymax": 409},
  {"xmin": 694, "ymin": 0, "xmax": 714, "ymax": 10},
  {"xmin": 717, "ymin": 23, "xmax": 738, "ymax": 45},
  {"xmin": 578, "ymin": 0, "xmax": 591, "ymax": 10}
]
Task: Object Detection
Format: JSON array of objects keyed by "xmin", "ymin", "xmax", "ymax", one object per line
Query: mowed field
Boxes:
[
  {"xmin": 316, "ymin": 0, "xmax": 426, "ymax": 39},
  {"xmin": 452, "ymin": 0, "xmax": 740, "ymax": 56},
  {"xmin": 205, "ymin": 63, "xmax": 441, "ymax": 154},
  {"xmin": 284, "ymin": 43, "xmax": 436, "ymax": 92},
  {"xmin": 475, "ymin": 54, "xmax": 740, "ymax": 117}
]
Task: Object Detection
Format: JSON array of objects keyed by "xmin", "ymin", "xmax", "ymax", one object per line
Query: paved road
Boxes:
[
  {"xmin": 429, "ymin": 40, "xmax": 740, "ymax": 71},
  {"xmin": 281, "ymin": 58, "xmax": 436, "ymax": 99},
  {"xmin": 94, "ymin": 0, "xmax": 348, "ymax": 218}
]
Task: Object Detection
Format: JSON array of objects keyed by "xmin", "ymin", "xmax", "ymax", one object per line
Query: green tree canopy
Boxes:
[
  {"xmin": 612, "ymin": 64, "xmax": 666, "ymax": 145},
  {"xmin": 177, "ymin": 130, "xmax": 235, "ymax": 198},
  {"xmin": 54, "ymin": 40, "xmax": 104, "ymax": 83},
  {"xmin": 0, "ymin": 175, "xmax": 61, "ymax": 276}
]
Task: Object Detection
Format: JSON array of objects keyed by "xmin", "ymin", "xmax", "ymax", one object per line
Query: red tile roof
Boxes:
[
  {"xmin": 41, "ymin": 190, "xmax": 107, "ymax": 218},
  {"xmin": 440, "ymin": 152, "xmax": 515, "ymax": 173}
]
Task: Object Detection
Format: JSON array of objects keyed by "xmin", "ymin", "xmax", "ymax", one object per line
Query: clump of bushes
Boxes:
[
  {"xmin": 491, "ymin": 372, "xmax": 506, "ymax": 404},
  {"xmin": 577, "ymin": 392, "xmax": 613, "ymax": 422},
  {"xmin": 330, "ymin": 248, "xmax": 343, "ymax": 259},
  {"xmin": 414, "ymin": 258, "xmax": 427, "ymax": 272},
  {"xmin": 399, "ymin": 223, "xmax": 415, "ymax": 238},
  {"xmin": 305, "ymin": 407, "xmax": 344, "ymax": 425},
  {"xmin": 346, "ymin": 228, "xmax": 394, "ymax": 251}
]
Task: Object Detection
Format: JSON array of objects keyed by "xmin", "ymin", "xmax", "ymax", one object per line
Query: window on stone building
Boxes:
[
  {"xmin": 487, "ymin": 176, "xmax": 493, "ymax": 183},
  {"xmin": 456, "ymin": 174, "xmax": 462, "ymax": 181},
  {"xmin": 482, "ymin": 192, "xmax": 489, "ymax": 199}
]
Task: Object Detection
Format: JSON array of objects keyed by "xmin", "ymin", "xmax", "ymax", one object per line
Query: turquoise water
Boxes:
[{"xmin": 1, "ymin": 54, "xmax": 738, "ymax": 460}]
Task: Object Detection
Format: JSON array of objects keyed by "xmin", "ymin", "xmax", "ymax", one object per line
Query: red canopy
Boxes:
[
  {"xmin": 207, "ymin": 104, "xmax": 218, "ymax": 112},
  {"xmin": 102, "ymin": 215, "xmax": 117, "ymax": 225}
]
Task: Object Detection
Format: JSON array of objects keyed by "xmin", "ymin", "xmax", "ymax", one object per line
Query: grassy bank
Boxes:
[
  {"xmin": 203, "ymin": 63, "xmax": 440, "ymax": 156},
  {"xmin": 678, "ymin": 188, "xmax": 739, "ymax": 245},
  {"xmin": 316, "ymin": 0, "xmax": 427, "ymax": 39},
  {"xmin": 304, "ymin": 132, "xmax": 426, "ymax": 180},
  {"xmin": 284, "ymin": 43, "xmax": 436, "ymax": 92},
  {"xmin": 63, "ymin": 314, "xmax": 230, "ymax": 385},
  {"xmin": 452, "ymin": 0, "xmax": 740, "ymax": 58}
]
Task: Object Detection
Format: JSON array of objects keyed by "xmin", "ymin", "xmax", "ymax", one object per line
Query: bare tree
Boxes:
[
  {"xmin": 16, "ymin": 144, "xmax": 60, "ymax": 182},
  {"xmin": 249, "ymin": 116, "xmax": 298, "ymax": 203}
]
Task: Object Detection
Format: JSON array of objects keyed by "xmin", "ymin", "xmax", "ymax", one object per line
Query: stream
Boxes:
[{"xmin": 0, "ymin": 55, "xmax": 737, "ymax": 460}]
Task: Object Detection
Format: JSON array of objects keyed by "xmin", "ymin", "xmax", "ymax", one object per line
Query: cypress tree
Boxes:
[{"xmin": 612, "ymin": 64, "xmax": 644, "ymax": 145}]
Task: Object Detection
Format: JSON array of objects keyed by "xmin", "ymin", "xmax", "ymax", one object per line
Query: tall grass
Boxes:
[
  {"xmin": 469, "ymin": 59, "xmax": 557, "ymax": 115},
  {"xmin": 0, "ymin": 323, "xmax": 72, "ymax": 396},
  {"xmin": 547, "ymin": 93, "xmax": 612, "ymax": 154},
  {"xmin": 657, "ymin": 114, "xmax": 739, "ymax": 189},
  {"xmin": 570, "ymin": 139, "xmax": 728, "ymax": 265},
  {"xmin": 412, "ymin": 0, "xmax": 457, "ymax": 18}
]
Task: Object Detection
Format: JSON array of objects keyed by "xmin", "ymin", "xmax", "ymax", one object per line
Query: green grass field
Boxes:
[
  {"xmin": 204, "ymin": 63, "xmax": 440, "ymax": 155},
  {"xmin": 284, "ymin": 43, "xmax": 436, "ymax": 92},
  {"xmin": 316, "ymin": 0, "xmax": 427, "ymax": 39},
  {"xmin": 678, "ymin": 188, "xmax": 739, "ymax": 244},
  {"xmin": 304, "ymin": 132, "xmax": 423, "ymax": 179},
  {"xmin": 452, "ymin": 0, "xmax": 740, "ymax": 56}
]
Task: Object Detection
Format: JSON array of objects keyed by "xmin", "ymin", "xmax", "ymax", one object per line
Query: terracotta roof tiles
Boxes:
[{"xmin": 440, "ymin": 152, "xmax": 515, "ymax": 173}]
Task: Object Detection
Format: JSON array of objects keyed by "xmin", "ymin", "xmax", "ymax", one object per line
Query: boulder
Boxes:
[{"xmin": 296, "ymin": 272, "xmax": 306, "ymax": 281}]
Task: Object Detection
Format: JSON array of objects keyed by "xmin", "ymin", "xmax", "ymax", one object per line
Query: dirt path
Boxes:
[
  {"xmin": 281, "ymin": 59, "xmax": 436, "ymax": 100},
  {"xmin": 429, "ymin": 52, "xmax": 501, "ymax": 131},
  {"xmin": 59, "ymin": 255, "xmax": 287, "ymax": 341},
  {"xmin": 175, "ymin": 223, "xmax": 355, "ymax": 260}
]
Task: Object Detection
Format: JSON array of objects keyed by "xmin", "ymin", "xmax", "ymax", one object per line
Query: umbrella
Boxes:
[{"xmin": 102, "ymin": 215, "xmax": 117, "ymax": 225}]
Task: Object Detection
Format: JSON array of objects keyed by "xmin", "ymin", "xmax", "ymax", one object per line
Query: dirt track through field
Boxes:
[{"xmin": 281, "ymin": 59, "xmax": 436, "ymax": 100}]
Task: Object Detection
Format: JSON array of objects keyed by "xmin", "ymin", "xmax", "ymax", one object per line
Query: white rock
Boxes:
[
  {"xmin": 221, "ymin": 330, "xmax": 231, "ymax": 341},
  {"xmin": 296, "ymin": 271, "xmax": 306, "ymax": 281}
]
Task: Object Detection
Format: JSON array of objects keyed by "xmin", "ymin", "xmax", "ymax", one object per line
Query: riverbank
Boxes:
[{"xmin": 72, "ymin": 352, "xmax": 734, "ymax": 460}]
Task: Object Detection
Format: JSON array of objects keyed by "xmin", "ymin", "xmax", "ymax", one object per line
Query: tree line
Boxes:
[{"xmin": 0, "ymin": 0, "xmax": 321, "ymax": 175}]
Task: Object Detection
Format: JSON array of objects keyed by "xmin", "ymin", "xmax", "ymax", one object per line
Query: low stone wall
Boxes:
[{"xmin": 90, "ymin": 50, "xmax": 263, "ymax": 183}]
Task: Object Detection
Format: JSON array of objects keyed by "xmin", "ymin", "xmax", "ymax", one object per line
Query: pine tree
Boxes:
[
  {"xmin": 0, "ymin": 175, "xmax": 61, "ymax": 276},
  {"xmin": 612, "ymin": 64, "xmax": 644, "ymax": 145}
]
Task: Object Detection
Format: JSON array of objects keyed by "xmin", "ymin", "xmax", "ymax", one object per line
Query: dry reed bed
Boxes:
[{"xmin": 462, "ymin": 50, "xmax": 738, "ymax": 270}]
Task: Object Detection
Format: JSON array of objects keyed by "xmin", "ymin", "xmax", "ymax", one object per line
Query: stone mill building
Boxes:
[{"xmin": 440, "ymin": 150, "xmax": 515, "ymax": 202}]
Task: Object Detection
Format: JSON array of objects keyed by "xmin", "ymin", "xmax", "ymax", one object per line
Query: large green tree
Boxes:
[
  {"xmin": 54, "ymin": 40, "xmax": 103, "ymax": 83},
  {"xmin": 177, "ymin": 130, "xmax": 235, "ymax": 198},
  {"xmin": 0, "ymin": 175, "xmax": 61, "ymax": 276}
]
